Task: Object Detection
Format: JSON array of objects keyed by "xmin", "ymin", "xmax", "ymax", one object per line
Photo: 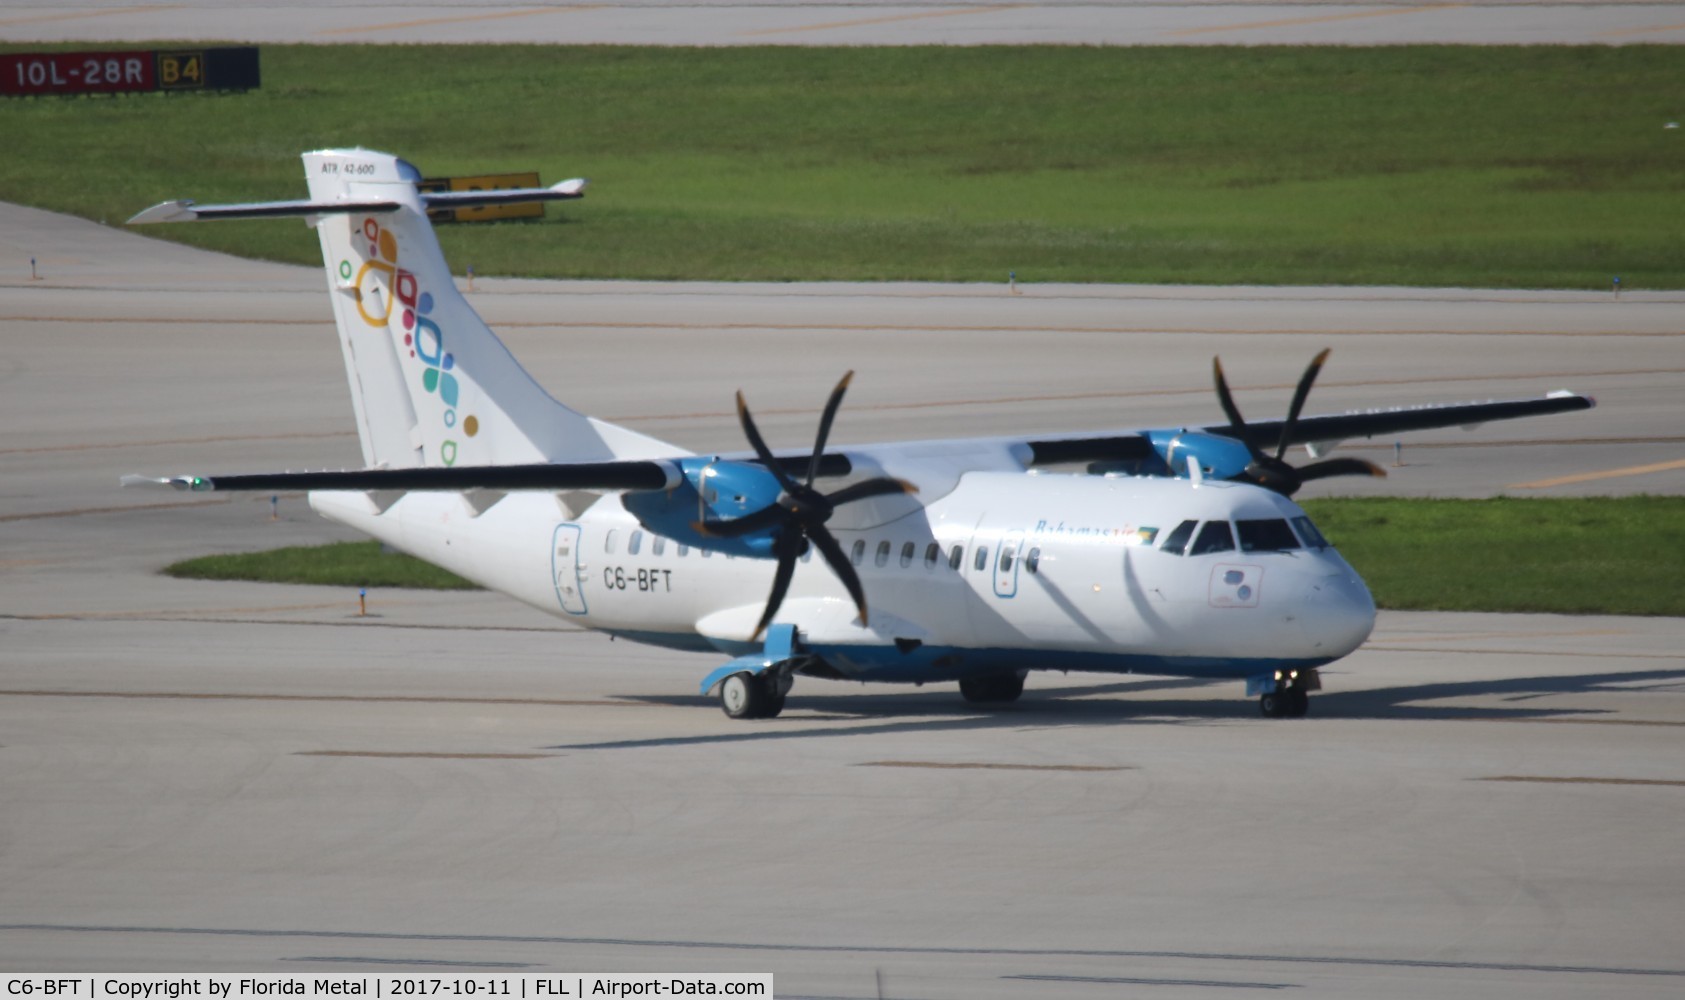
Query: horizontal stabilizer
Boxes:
[
  {"xmin": 127, "ymin": 180, "xmax": 584, "ymax": 226},
  {"xmin": 122, "ymin": 460, "xmax": 681, "ymax": 494},
  {"xmin": 127, "ymin": 198, "xmax": 405, "ymax": 225}
]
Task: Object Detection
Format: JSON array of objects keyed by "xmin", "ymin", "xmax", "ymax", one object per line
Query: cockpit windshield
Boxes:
[
  {"xmin": 1160, "ymin": 516, "xmax": 1332, "ymax": 556},
  {"xmin": 1291, "ymin": 515, "xmax": 1330, "ymax": 550},
  {"xmin": 1237, "ymin": 518, "xmax": 1300, "ymax": 552}
]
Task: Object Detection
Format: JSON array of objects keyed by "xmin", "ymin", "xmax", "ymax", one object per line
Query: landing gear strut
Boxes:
[
  {"xmin": 959, "ymin": 672, "xmax": 1026, "ymax": 704},
  {"xmin": 1259, "ymin": 683, "xmax": 1310, "ymax": 719},
  {"xmin": 719, "ymin": 670, "xmax": 788, "ymax": 719}
]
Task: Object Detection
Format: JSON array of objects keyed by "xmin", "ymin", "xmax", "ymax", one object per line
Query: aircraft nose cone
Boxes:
[{"xmin": 1299, "ymin": 572, "xmax": 1376, "ymax": 655}]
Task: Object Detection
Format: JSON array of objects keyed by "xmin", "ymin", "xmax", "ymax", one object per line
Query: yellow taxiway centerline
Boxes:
[
  {"xmin": 1598, "ymin": 22, "xmax": 1685, "ymax": 39},
  {"xmin": 742, "ymin": 4, "xmax": 1029, "ymax": 38},
  {"xmin": 0, "ymin": 4, "xmax": 185, "ymax": 28},
  {"xmin": 315, "ymin": 5, "xmax": 603, "ymax": 38},
  {"xmin": 1166, "ymin": 4, "xmax": 1461, "ymax": 39},
  {"xmin": 1509, "ymin": 457, "xmax": 1685, "ymax": 490}
]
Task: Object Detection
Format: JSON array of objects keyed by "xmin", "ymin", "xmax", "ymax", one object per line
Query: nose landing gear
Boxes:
[{"xmin": 1256, "ymin": 668, "xmax": 1314, "ymax": 719}]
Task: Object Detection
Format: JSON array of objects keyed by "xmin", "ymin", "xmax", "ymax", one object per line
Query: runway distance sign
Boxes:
[
  {"xmin": 420, "ymin": 172, "xmax": 547, "ymax": 223},
  {"xmin": 1, "ymin": 47, "xmax": 260, "ymax": 96}
]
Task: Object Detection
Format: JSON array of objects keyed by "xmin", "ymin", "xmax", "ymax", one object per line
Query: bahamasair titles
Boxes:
[{"xmin": 125, "ymin": 149, "xmax": 1594, "ymax": 719}]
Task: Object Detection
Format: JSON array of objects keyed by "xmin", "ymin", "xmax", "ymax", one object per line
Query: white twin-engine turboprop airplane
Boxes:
[{"xmin": 126, "ymin": 149, "xmax": 1594, "ymax": 720}]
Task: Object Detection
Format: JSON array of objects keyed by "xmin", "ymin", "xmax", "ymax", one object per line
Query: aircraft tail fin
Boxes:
[{"xmin": 130, "ymin": 148, "xmax": 681, "ymax": 470}]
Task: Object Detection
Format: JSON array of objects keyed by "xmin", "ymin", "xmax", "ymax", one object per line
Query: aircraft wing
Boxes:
[
  {"xmin": 1213, "ymin": 391, "xmax": 1596, "ymax": 452},
  {"xmin": 121, "ymin": 461, "xmax": 682, "ymax": 494},
  {"xmin": 1017, "ymin": 391, "xmax": 1595, "ymax": 469}
]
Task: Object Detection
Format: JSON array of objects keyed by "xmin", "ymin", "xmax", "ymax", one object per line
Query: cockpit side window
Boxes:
[
  {"xmin": 1188, "ymin": 520, "xmax": 1235, "ymax": 556},
  {"xmin": 1237, "ymin": 518, "xmax": 1300, "ymax": 552},
  {"xmin": 1160, "ymin": 519, "xmax": 1199, "ymax": 556},
  {"xmin": 1291, "ymin": 515, "xmax": 1330, "ymax": 550}
]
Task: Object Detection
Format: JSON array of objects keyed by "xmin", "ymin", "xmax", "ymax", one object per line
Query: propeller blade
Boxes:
[
  {"xmin": 749, "ymin": 534, "xmax": 802, "ymax": 643},
  {"xmin": 1212, "ymin": 357, "xmax": 1251, "ymax": 445},
  {"xmin": 808, "ymin": 526, "xmax": 870, "ymax": 628},
  {"xmin": 735, "ymin": 391, "xmax": 800, "ymax": 494},
  {"xmin": 823, "ymin": 476, "xmax": 918, "ymax": 508},
  {"xmin": 808, "ymin": 370, "xmax": 854, "ymax": 487},
  {"xmin": 1295, "ymin": 456, "xmax": 1388, "ymax": 482},
  {"xmin": 1276, "ymin": 348, "xmax": 1331, "ymax": 461}
]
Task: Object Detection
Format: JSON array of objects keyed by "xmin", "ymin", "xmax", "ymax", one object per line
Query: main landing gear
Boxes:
[
  {"xmin": 719, "ymin": 670, "xmax": 789, "ymax": 720},
  {"xmin": 959, "ymin": 672, "xmax": 1026, "ymax": 704}
]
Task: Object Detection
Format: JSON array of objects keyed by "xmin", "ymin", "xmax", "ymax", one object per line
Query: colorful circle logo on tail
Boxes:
[{"xmin": 346, "ymin": 218, "xmax": 478, "ymax": 467}]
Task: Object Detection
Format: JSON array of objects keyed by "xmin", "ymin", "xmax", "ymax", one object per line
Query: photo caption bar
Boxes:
[{"xmin": 2, "ymin": 976, "xmax": 772, "ymax": 1000}]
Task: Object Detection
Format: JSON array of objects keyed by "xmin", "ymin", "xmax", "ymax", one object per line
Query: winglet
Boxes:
[
  {"xmin": 126, "ymin": 201, "xmax": 199, "ymax": 225},
  {"xmin": 121, "ymin": 474, "xmax": 218, "ymax": 491}
]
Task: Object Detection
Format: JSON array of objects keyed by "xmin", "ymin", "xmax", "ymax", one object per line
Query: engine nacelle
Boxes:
[
  {"xmin": 1146, "ymin": 429, "xmax": 1255, "ymax": 482},
  {"xmin": 620, "ymin": 457, "xmax": 785, "ymax": 557}
]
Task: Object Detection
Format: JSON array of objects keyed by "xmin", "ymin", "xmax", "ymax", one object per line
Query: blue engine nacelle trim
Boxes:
[
  {"xmin": 622, "ymin": 456, "xmax": 785, "ymax": 558},
  {"xmin": 1147, "ymin": 429, "xmax": 1255, "ymax": 482},
  {"xmin": 700, "ymin": 623, "xmax": 800, "ymax": 695}
]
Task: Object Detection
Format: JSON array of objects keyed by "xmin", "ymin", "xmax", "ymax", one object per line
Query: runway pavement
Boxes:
[
  {"xmin": 2, "ymin": 204, "xmax": 1684, "ymax": 993},
  {"xmin": 6, "ymin": 1, "xmax": 1685, "ymax": 46}
]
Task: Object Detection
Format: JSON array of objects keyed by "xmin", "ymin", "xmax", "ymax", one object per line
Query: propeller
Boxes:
[
  {"xmin": 1212, "ymin": 349, "xmax": 1387, "ymax": 496},
  {"xmin": 700, "ymin": 371, "xmax": 917, "ymax": 642}
]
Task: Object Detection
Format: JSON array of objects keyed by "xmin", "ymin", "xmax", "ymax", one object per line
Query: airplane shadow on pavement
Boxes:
[{"xmin": 553, "ymin": 668, "xmax": 1685, "ymax": 750}]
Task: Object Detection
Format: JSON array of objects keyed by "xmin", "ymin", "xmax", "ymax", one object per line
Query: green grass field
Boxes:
[
  {"xmin": 165, "ymin": 497, "xmax": 1685, "ymax": 617},
  {"xmin": 165, "ymin": 540, "xmax": 478, "ymax": 591},
  {"xmin": 1300, "ymin": 496, "xmax": 1685, "ymax": 616},
  {"xmin": 5, "ymin": 45, "xmax": 1683, "ymax": 286}
]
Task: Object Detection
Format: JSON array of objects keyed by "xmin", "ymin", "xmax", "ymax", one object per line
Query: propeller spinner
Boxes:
[
  {"xmin": 1212, "ymin": 349, "xmax": 1387, "ymax": 496},
  {"xmin": 700, "ymin": 372, "xmax": 916, "ymax": 642}
]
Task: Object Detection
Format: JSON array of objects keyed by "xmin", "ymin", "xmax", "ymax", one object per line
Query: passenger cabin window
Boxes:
[
  {"xmin": 605, "ymin": 529, "xmax": 619, "ymax": 554},
  {"xmin": 628, "ymin": 531, "xmax": 643, "ymax": 555},
  {"xmin": 875, "ymin": 540, "xmax": 891, "ymax": 567},
  {"xmin": 1160, "ymin": 520, "xmax": 1198, "ymax": 556},
  {"xmin": 973, "ymin": 546, "xmax": 990, "ymax": 572},
  {"xmin": 999, "ymin": 549, "xmax": 1014, "ymax": 573},
  {"xmin": 800, "ymin": 546, "xmax": 813, "ymax": 563},
  {"xmin": 1237, "ymin": 519, "xmax": 1299, "ymax": 552},
  {"xmin": 949, "ymin": 545, "xmax": 965, "ymax": 571},
  {"xmin": 851, "ymin": 539, "xmax": 866, "ymax": 566},
  {"xmin": 900, "ymin": 542, "xmax": 915, "ymax": 568},
  {"xmin": 677, "ymin": 544, "xmax": 690, "ymax": 558},
  {"xmin": 1189, "ymin": 520, "xmax": 1235, "ymax": 556},
  {"xmin": 1292, "ymin": 515, "xmax": 1330, "ymax": 550},
  {"xmin": 924, "ymin": 543, "xmax": 941, "ymax": 569},
  {"xmin": 1025, "ymin": 547, "xmax": 1041, "ymax": 574}
]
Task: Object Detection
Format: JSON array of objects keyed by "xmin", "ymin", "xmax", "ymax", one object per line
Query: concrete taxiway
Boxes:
[
  {"xmin": 6, "ymin": 1, "xmax": 1685, "ymax": 46},
  {"xmin": 2, "ymin": 203, "xmax": 1683, "ymax": 995}
]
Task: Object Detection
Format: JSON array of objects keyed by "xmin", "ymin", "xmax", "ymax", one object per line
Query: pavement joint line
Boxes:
[
  {"xmin": 740, "ymin": 3, "xmax": 1029, "ymax": 37},
  {"xmin": 858, "ymin": 760, "xmax": 1133, "ymax": 772},
  {"xmin": 0, "ymin": 430, "xmax": 353, "ymax": 456},
  {"xmin": 10, "ymin": 314, "xmax": 1684, "ymax": 339},
  {"xmin": 0, "ymin": 499, "xmax": 232, "ymax": 522},
  {"xmin": 1373, "ymin": 628, "xmax": 1628, "ymax": 642},
  {"xmin": 0, "ymin": 615, "xmax": 574, "ymax": 633},
  {"xmin": 0, "ymin": 689, "xmax": 653, "ymax": 708},
  {"xmin": 1362, "ymin": 645, "xmax": 1685, "ymax": 662},
  {"xmin": 2, "ymin": 923, "xmax": 1682, "ymax": 978},
  {"xmin": 1476, "ymin": 775, "xmax": 1685, "ymax": 787},
  {"xmin": 297, "ymin": 751, "xmax": 560, "ymax": 760}
]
